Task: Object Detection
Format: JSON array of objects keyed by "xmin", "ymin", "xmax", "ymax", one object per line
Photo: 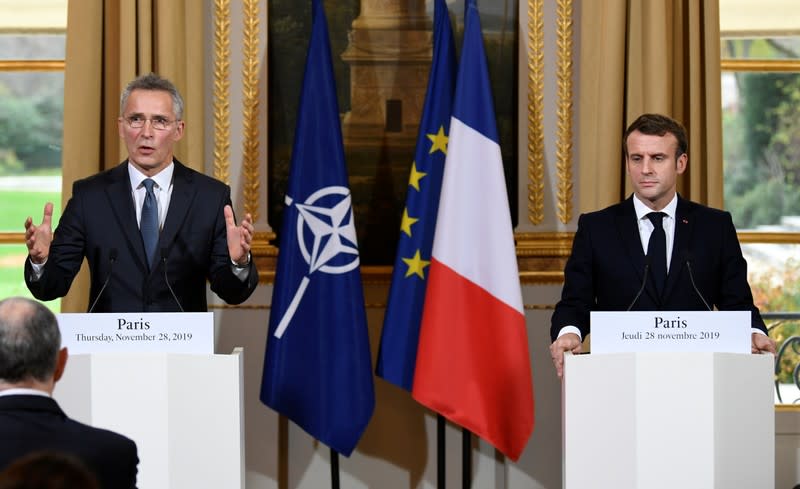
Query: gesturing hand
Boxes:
[
  {"xmin": 24, "ymin": 202, "xmax": 54, "ymax": 265},
  {"xmin": 224, "ymin": 205, "xmax": 253, "ymax": 266}
]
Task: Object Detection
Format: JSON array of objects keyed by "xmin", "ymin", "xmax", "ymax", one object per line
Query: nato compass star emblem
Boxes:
[{"xmin": 273, "ymin": 185, "xmax": 360, "ymax": 338}]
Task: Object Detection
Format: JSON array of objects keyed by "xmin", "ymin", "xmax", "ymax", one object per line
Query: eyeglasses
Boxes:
[{"xmin": 124, "ymin": 116, "xmax": 177, "ymax": 131}]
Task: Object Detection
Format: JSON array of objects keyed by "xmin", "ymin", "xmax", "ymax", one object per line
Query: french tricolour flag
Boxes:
[{"xmin": 410, "ymin": 0, "xmax": 534, "ymax": 462}]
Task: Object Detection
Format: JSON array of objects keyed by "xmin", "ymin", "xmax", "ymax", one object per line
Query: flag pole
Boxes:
[
  {"xmin": 330, "ymin": 448, "xmax": 340, "ymax": 489},
  {"xmin": 437, "ymin": 414, "xmax": 446, "ymax": 487},
  {"xmin": 462, "ymin": 428, "xmax": 472, "ymax": 488}
]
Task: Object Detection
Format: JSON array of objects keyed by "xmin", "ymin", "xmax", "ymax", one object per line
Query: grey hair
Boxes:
[
  {"xmin": 0, "ymin": 297, "xmax": 61, "ymax": 383},
  {"xmin": 119, "ymin": 72, "xmax": 184, "ymax": 120}
]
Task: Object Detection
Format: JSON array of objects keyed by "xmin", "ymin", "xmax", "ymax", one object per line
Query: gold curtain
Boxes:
[
  {"xmin": 577, "ymin": 0, "xmax": 723, "ymax": 214},
  {"xmin": 60, "ymin": 0, "xmax": 205, "ymax": 312}
]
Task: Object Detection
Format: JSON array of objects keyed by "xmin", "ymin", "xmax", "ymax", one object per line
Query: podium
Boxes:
[
  {"xmin": 562, "ymin": 352, "xmax": 774, "ymax": 489},
  {"xmin": 52, "ymin": 313, "xmax": 244, "ymax": 489}
]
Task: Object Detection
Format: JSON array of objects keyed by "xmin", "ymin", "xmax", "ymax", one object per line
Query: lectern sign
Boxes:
[
  {"xmin": 56, "ymin": 312, "xmax": 214, "ymax": 354},
  {"xmin": 590, "ymin": 311, "xmax": 750, "ymax": 354}
]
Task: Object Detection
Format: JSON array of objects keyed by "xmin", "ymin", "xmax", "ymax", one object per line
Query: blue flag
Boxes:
[
  {"xmin": 375, "ymin": 0, "xmax": 457, "ymax": 391},
  {"xmin": 260, "ymin": 0, "xmax": 374, "ymax": 457}
]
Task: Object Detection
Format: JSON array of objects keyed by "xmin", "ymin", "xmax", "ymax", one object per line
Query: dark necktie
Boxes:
[
  {"xmin": 140, "ymin": 178, "xmax": 159, "ymax": 269},
  {"xmin": 646, "ymin": 212, "xmax": 667, "ymax": 295}
]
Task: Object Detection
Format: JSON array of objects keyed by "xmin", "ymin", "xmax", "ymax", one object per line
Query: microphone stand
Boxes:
[{"xmin": 88, "ymin": 248, "xmax": 118, "ymax": 313}]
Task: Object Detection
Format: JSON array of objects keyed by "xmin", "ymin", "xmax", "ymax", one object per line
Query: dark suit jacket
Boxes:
[
  {"xmin": 550, "ymin": 195, "xmax": 766, "ymax": 341},
  {"xmin": 25, "ymin": 160, "xmax": 258, "ymax": 312},
  {"xmin": 0, "ymin": 394, "xmax": 138, "ymax": 489}
]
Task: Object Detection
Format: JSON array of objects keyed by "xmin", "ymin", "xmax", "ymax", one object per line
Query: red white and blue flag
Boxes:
[{"xmin": 411, "ymin": 0, "xmax": 534, "ymax": 462}]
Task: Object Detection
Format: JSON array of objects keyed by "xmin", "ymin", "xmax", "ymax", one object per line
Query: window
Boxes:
[
  {"xmin": 720, "ymin": 0, "xmax": 800, "ymax": 404},
  {"xmin": 0, "ymin": 1, "xmax": 67, "ymax": 309}
]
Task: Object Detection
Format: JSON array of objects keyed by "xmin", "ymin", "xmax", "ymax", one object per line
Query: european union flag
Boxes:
[
  {"xmin": 376, "ymin": 0, "xmax": 457, "ymax": 391},
  {"xmin": 260, "ymin": 0, "xmax": 374, "ymax": 457}
]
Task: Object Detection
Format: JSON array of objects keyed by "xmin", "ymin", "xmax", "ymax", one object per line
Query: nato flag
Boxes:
[{"xmin": 260, "ymin": 0, "xmax": 374, "ymax": 457}]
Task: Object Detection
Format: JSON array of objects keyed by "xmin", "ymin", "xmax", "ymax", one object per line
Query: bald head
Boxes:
[{"xmin": 0, "ymin": 297, "xmax": 61, "ymax": 384}]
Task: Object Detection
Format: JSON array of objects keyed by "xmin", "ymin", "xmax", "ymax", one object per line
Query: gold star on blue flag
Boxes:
[{"xmin": 376, "ymin": 0, "xmax": 457, "ymax": 391}]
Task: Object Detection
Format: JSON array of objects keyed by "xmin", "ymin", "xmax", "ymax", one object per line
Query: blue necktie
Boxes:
[
  {"xmin": 646, "ymin": 212, "xmax": 667, "ymax": 295},
  {"xmin": 140, "ymin": 178, "xmax": 159, "ymax": 269}
]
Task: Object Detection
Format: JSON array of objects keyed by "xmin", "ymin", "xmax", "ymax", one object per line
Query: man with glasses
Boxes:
[{"xmin": 22, "ymin": 73, "xmax": 258, "ymax": 312}]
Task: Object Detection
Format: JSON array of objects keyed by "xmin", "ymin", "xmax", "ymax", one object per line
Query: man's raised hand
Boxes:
[
  {"xmin": 224, "ymin": 205, "xmax": 253, "ymax": 266},
  {"xmin": 24, "ymin": 202, "xmax": 54, "ymax": 265}
]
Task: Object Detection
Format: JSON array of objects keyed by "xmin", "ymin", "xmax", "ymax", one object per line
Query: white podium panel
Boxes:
[
  {"xmin": 53, "ymin": 349, "xmax": 244, "ymax": 489},
  {"xmin": 563, "ymin": 352, "xmax": 774, "ymax": 489}
]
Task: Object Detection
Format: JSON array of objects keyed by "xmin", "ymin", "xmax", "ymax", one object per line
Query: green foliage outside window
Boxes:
[
  {"xmin": 0, "ymin": 76, "xmax": 63, "ymax": 175},
  {"xmin": 724, "ymin": 72, "xmax": 800, "ymax": 230},
  {"xmin": 750, "ymin": 259, "xmax": 800, "ymax": 386}
]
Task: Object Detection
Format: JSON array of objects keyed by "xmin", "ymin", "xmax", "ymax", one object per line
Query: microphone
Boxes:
[
  {"xmin": 88, "ymin": 248, "xmax": 118, "ymax": 313},
  {"xmin": 627, "ymin": 255, "xmax": 651, "ymax": 311},
  {"xmin": 684, "ymin": 253, "xmax": 712, "ymax": 311},
  {"xmin": 161, "ymin": 248, "xmax": 185, "ymax": 312}
]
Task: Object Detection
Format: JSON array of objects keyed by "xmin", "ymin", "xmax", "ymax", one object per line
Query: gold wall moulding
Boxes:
[
  {"xmin": 252, "ymin": 230, "xmax": 277, "ymax": 284},
  {"xmin": 555, "ymin": 0, "xmax": 574, "ymax": 225},
  {"xmin": 250, "ymin": 232, "xmax": 575, "ymax": 284},
  {"xmin": 0, "ymin": 60, "xmax": 64, "ymax": 71},
  {"xmin": 516, "ymin": 232, "xmax": 574, "ymax": 256},
  {"xmin": 212, "ymin": 0, "xmax": 232, "ymax": 184},
  {"xmin": 241, "ymin": 0, "xmax": 261, "ymax": 220},
  {"xmin": 721, "ymin": 59, "xmax": 800, "ymax": 72},
  {"xmin": 526, "ymin": 0, "xmax": 545, "ymax": 225},
  {"xmin": 0, "ymin": 233, "xmax": 26, "ymax": 245},
  {"xmin": 208, "ymin": 303, "xmax": 269, "ymax": 310},
  {"xmin": 738, "ymin": 232, "xmax": 800, "ymax": 244},
  {"xmin": 517, "ymin": 232, "xmax": 573, "ymax": 283}
]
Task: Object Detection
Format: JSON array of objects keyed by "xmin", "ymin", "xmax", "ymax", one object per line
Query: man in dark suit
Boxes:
[
  {"xmin": 550, "ymin": 113, "xmax": 776, "ymax": 376},
  {"xmin": 23, "ymin": 73, "xmax": 257, "ymax": 312},
  {"xmin": 0, "ymin": 297, "xmax": 138, "ymax": 488}
]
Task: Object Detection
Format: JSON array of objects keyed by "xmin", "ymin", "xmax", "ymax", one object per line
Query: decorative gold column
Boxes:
[
  {"xmin": 555, "ymin": 0, "xmax": 574, "ymax": 224},
  {"xmin": 241, "ymin": 0, "xmax": 261, "ymax": 221},
  {"xmin": 212, "ymin": 0, "xmax": 231, "ymax": 184},
  {"xmin": 527, "ymin": 0, "xmax": 544, "ymax": 225}
]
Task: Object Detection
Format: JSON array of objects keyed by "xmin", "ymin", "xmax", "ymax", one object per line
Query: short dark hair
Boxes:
[
  {"xmin": 0, "ymin": 297, "xmax": 61, "ymax": 383},
  {"xmin": 0, "ymin": 451, "xmax": 100, "ymax": 489},
  {"xmin": 623, "ymin": 113, "xmax": 688, "ymax": 160},
  {"xmin": 119, "ymin": 72, "xmax": 184, "ymax": 120}
]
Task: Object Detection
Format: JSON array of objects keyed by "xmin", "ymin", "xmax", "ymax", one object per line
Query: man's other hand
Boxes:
[
  {"xmin": 550, "ymin": 332, "xmax": 582, "ymax": 378},
  {"xmin": 24, "ymin": 202, "xmax": 54, "ymax": 265},
  {"xmin": 751, "ymin": 332, "xmax": 776, "ymax": 354},
  {"xmin": 224, "ymin": 205, "xmax": 253, "ymax": 266}
]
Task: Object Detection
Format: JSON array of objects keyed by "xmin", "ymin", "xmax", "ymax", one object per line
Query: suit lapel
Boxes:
[
  {"xmin": 159, "ymin": 160, "xmax": 197, "ymax": 255},
  {"xmin": 662, "ymin": 196, "xmax": 693, "ymax": 303},
  {"xmin": 105, "ymin": 162, "xmax": 149, "ymax": 272}
]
